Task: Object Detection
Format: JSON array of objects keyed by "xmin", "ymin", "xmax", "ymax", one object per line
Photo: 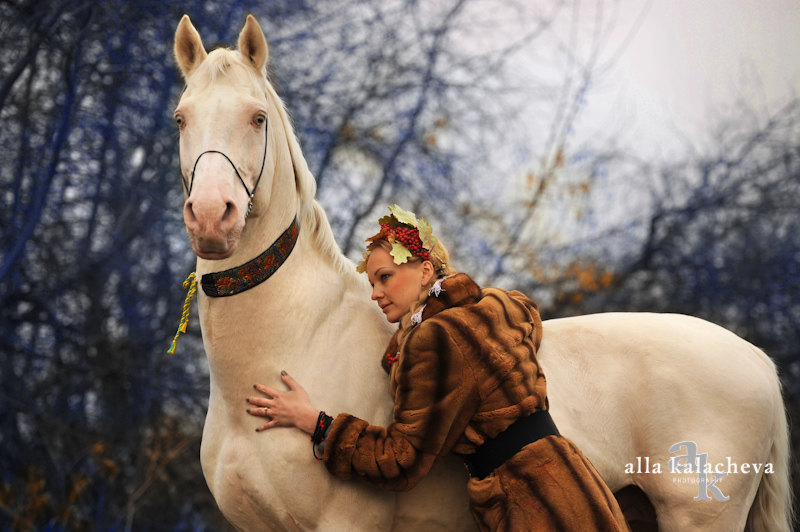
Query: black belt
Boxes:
[{"xmin": 464, "ymin": 410, "xmax": 560, "ymax": 479}]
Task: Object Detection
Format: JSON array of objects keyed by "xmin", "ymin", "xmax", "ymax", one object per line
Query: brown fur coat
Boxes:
[{"xmin": 324, "ymin": 274, "xmax": 628, "ymax": 531}]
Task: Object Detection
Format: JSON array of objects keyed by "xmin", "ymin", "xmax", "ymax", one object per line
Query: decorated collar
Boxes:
[{"xmin": 200, "ymin": 217, "xmax": 300, "ymax": 297}]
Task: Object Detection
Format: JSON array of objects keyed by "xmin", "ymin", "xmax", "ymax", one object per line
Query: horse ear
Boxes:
[
  {"xmin": 238, "ymin": 14, "xmax": 269, "ymax": 73},
  {"xmin": 174, "ymin": 15, "xmax": 207, "ymax": 79}
]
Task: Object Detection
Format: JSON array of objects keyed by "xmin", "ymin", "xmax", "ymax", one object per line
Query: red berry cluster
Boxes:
[{"xmin": 381, "ymin": 222, "xmax": 430, "ymax": 261}]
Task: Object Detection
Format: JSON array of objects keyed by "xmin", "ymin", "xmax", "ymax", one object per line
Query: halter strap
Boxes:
[{"xmin": 182, "ymin": 120, "xmax": 269, "ymax": 218}]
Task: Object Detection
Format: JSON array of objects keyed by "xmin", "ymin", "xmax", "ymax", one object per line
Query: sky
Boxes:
[
  {"xmin": 461, "ymin": 0, "xmax": 800, "ymax": 253},
  {"xmin": 592, "ymin": 0, "xmax": 800, "ymax": 157},
  {"xmin": 453, "ymin": 0, "xmax": 800, "ymax": 186}
]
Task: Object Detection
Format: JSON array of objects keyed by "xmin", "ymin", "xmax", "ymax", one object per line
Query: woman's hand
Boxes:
[{"xmin": 247, "ymin": 371, "xmax": 319, "ymax": 435}]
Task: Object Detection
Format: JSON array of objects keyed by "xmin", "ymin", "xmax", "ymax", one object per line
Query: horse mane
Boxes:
[
  {"xmin": 192, "ymin": 48, "xmax": 264, "ymax": 95},
  {"xmin": 267, "ymin": 82, "xmax": 364, "ymax": 288}
]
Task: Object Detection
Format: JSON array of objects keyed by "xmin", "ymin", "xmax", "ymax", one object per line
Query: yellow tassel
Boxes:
[{"xmin": 167, "ymin": 272, "xmax": 197, "ymax": 355}]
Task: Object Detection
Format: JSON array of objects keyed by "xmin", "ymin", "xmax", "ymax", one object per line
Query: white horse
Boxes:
[{"xmin": 172, "ymin": 15, "xmax": 792, "ymax": 531}]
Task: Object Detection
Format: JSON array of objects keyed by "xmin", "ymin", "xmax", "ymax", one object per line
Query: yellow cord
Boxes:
[{"xmin": 167, "ymin": 272, "xmax": 197, "ymax": 355}]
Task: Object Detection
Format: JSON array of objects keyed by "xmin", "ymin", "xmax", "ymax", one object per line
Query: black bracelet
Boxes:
[{"xmin": 311, "ymin": 411, "xmax": 333, "ymax": 461}]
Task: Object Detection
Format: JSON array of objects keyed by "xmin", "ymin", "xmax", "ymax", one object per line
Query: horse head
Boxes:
[{"xmin": 174, "ymin": 15, "xmax": 302, "ymax": 261}]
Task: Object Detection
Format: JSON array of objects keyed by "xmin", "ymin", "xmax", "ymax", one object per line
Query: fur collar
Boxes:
[
  {"xmin": 399, "ymin": 273, "xmax": 482, "ymax": 331},
  {"xmin": 420, "ymin": 273, "xmax": 481, "ymax": 320},
  {"xmin": 382, "ymin": 273, "xmax": 482, "ymax": 373}
]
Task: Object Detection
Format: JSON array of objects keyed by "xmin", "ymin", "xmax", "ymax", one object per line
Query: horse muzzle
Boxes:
[{"xmin": 184, "ymin": 194, "xmax": 244, "ymax": 260}]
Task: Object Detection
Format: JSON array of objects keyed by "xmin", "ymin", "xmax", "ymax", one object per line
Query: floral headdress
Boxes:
[{"xmin": 356, "ymin": 205, "xmax": 438, "ymax": 273}]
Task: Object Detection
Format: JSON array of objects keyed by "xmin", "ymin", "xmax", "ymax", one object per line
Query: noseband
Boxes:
[{"xmin": 181, "ymin": 120, "xmax": 269, "ymax": 219}]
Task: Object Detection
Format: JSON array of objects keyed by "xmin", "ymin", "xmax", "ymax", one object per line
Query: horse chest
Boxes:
[{"xmin": 201, "ymin": 406, "xmax": 395, "ymax": 530}]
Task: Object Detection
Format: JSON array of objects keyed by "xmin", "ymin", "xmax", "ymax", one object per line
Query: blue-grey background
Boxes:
[{"xmin": 1, "ymin": 1, "xmax": 798, "ymax": 529}]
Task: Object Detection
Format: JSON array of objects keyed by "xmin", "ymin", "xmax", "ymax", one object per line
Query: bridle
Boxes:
[{"xmin": 181, "ymin": 119, "xmax": 269, "ymax": 219}]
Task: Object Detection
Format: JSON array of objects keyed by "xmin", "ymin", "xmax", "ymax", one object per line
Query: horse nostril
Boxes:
[
  {"xmin": 184, "ymin": 200, "xmax": 198, "ymax": 225},
  {"xmin": 221, "ymin": 202, "xmax": 237, "ymax": 226}
]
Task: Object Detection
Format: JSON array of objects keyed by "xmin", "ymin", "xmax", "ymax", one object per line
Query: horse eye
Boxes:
[
  {"xmin": 254, "ymin": 114, "xmax": 266, "ymax": 126},
  {"xmin": 175, "ymin": 115, "xmax": 185, "ymax": 128}
]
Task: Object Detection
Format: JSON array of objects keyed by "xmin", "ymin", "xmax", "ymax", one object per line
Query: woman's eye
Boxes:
[{"xmin": 381, "ymin": 274, "xmax": 390, "ymax": 281}]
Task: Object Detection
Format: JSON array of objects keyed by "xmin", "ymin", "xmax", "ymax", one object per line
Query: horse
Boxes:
[{"xmin": 172, "ymin": 14, "xmax": 792, "ymax": 531}]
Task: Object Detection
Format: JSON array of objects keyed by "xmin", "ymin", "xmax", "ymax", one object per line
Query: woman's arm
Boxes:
[
  {"xmin": 323, "ymin": 321, "xmax": 479, "ymax": 491},
  {"xmin": 247, "ymin": 321, "xmax": 478, "ymax": 491}
]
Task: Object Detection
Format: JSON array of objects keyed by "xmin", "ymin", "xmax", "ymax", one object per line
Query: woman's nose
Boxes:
[{"xmin": 371, "ymin": 285, "xmax": 381, "ymax": 300}]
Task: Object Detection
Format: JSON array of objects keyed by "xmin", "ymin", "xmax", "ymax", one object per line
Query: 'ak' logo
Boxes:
[{"xmin": 668, "ymin": 441, "xmax": 729, "ymax": 502}]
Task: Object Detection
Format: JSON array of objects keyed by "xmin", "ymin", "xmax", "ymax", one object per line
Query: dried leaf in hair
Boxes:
[
  {"xmin": 390, "ymin": 241, "xmax": 412, "ymax": 264},
  {"xmin": 389, "ymin": 204, "xmax": 418, "ymax": 227},
  {"xmin": 417, "ymin": 218, "xmax": 437, "ymax": 250}
]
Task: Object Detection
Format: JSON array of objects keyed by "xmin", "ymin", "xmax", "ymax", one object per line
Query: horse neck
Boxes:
[{"xmin": 195, "ymin": 200, "xmax": 386, "ymax": 388}]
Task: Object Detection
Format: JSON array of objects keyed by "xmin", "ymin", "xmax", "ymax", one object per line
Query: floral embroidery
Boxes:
[{"xmin": 200, "ymin": 218, "xmax": 299, "ymax": 297}]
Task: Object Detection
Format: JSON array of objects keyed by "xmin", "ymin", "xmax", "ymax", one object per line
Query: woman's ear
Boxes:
[{"xmin": 420, "ymin": 260, "xmax": 436, "ymax": 287}]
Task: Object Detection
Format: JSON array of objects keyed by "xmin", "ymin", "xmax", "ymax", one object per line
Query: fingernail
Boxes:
[
  {"xmin": 246, "ymin": 408, "xmax": 251, "ymax": 414},
  {"xmin": 281, "ymin": 370, "xmax": 287, "ymax": 376},
  {"xmin": 245, "ymin": 398, "xmax": 250, "ymax": 404},
  {"xmin": 253, "ymin": 384, "xmax": 257, "ymax": 389}
]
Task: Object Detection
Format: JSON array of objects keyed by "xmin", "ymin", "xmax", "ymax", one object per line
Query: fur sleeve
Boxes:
[{"xmin": 323, "ymin": 319, "xmax": 479, "ymax": 491}]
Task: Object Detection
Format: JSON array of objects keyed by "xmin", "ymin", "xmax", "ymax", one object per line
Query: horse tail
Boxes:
[{"xmin": 745, "ymin": 346, "xmax": 794, "ymax": 532}]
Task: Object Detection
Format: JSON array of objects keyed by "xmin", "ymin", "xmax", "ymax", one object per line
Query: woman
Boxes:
[{"xmin": 247, "ymin": 205, "xmax": 629, "ymax": 531}]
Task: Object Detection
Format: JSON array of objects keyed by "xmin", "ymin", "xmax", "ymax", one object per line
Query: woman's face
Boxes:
[{"xmin": 366, "ymin": 246, "xmax": 433, "ymax": 323}]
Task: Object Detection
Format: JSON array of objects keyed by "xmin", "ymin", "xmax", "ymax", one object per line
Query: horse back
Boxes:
[{"xmin": 537, "ymin": 312, "xmax": 782, "ymax": 494}]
